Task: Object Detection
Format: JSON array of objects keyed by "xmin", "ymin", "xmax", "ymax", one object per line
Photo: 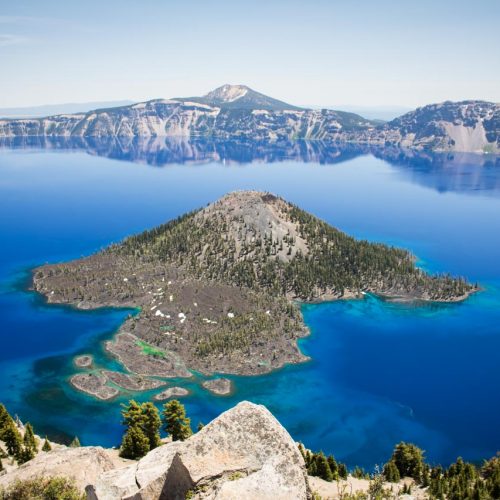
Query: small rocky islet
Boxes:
[
  {"xmin": 202, "ymin": 378, "xmax": 233, "ymax": 396},
  {"xmin": 74, "ymin": 354, "xmax": 93, "ymax": 368},
  {"xmin": 34, "ymin": 191, "xmax": 476, "ymax": 400},
  {"xmin": 153, "ymin": 387, "xmax": 190, "ymax": 401},
  {"xmin": 69, "ymin": 370, "xmax": 166, "ymax": 400}
]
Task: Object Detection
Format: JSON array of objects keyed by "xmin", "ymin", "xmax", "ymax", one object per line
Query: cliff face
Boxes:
[
  {"xmin": 0, "ymin": 402, "xmax": 311, "ymax": 500},
  {"xmin": 0, "ymin": 101, "xmax": 374, "ymax": 142},
  {"xmin": 0, "ymin": 86, "xmax": 497, "ymax": 153},
  {"xmin": 363, "ymin": 100, "xmax": 500, "ymax": 153}
]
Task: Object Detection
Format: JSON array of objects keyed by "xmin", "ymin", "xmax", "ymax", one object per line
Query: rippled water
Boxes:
[{"xmin": 0, "ymin": 139, "xmax": 499, "ymax": 468}]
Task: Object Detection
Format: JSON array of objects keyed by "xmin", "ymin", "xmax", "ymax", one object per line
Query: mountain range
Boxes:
[{"xmin": 0, "ymin": 85, "xmax": 498, "ymax": 153}]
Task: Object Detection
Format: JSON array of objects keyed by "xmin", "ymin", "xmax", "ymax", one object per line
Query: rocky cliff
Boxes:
[
  {"xmin": 359, "ymin": 100, "xmax": 500, "ymax": 153},
  {"xmin": 3, "ymin": 85, "xmax": 496, "ymax": 153},
  {"xmin": 0, "ymin": 85, "xmax": 375, "ymax": 143}
]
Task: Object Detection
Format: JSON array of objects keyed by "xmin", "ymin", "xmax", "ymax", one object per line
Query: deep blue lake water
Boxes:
[{"xmin": 0, "ymin": 138, "xmax": 499, "ymax": 469}]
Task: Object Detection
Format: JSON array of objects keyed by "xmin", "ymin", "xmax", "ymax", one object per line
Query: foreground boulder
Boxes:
[
  {"xmin": 87, "ymin": 401, "xmax": 310, "ymax": 499},
  {"xmin": 0, "ymin": 446, "xmax": 124, "ymax": 493}
]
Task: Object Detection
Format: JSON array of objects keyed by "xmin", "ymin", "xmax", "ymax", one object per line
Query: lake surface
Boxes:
[{"xmin": 0, "ymin": 138, "xmax": 499, "ymax": 469}]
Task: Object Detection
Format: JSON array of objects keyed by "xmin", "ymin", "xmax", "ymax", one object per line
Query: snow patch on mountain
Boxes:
[{"xmin": 205, "ymin": 84, "xmax": 249, "ymax": 103}]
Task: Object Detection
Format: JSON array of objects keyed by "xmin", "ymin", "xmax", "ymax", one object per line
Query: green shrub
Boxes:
[{"xmin": 0, "ymin": 476, "xmax": 84, "ymax": 500}]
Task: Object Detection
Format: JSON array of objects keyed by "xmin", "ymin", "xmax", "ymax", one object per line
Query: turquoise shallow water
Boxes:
[{"xmin": 0, "ymin": 140, "xmax": 499, "ymax": 468}]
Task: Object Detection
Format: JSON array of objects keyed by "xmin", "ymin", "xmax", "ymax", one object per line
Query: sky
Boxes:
[{"xmin": 1, "ymin": 0, "xmax": 499, "ymax": 109}]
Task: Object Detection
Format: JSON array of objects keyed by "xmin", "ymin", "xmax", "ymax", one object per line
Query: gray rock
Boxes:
[
  {"xmin": 89, "ymin": 401, "xmax": 309, "ymax": 499},
  {"xmin": 0, "ymin": 446, "xmax": 125, "ymax": 493}
]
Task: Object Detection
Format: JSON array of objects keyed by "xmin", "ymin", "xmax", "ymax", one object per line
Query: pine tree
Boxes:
[
  {"xmin": 2, "ymin": 419, "xmax": 22, "ymax": 458},
  {"xmin": 119, "ymin": 425, "xmax": 150, "ymax": 459},
  {"xmin": 141, "ymin": 402, "xmax": 161, "ymax": 450},
  {"xmin": 42, "ymin": 436, "xmax": 52, "ymax": 452},
  {"xmin": 121, "ymin": 400, "xmax": 144, "ymax": 428},
  {"xmin": 391, "ymin": 442, "xmax": 425, "ymax": 482},
  {"xmin": 327, "ymin": 455, "xmax": 339, "ymax": 480},
  {"xmin": 0, "ymin": 403, "xmax": 13, "ymax": 441},
  {"xmin": 197, "ymin": 422, "xmax": 204, "ymax": 432},
  {"xmin": 338, "ymin": 463, "xmax": 348, "ymax": 479},
  {"xmin": 23, "ymin": 423, "xmax": 37, "ymax": 454},
  {"xmin": 315, "ymin": 452, "xmax": 334, "ymax": 482},
  {"xmin": 17, "ymin": 444, "xmax": 35, "ymax": 464},
  {"xmin": 162, "ymin": 400, "xmax": 192, "ymax": 441},
  {"xmin": 69, "ymin": 436, "xmax": 81, "ymax": 448},
  {"xmin": 0, "ymin": 403, "xmax": 10, "ymax": 427},
  {"xmin": 383, "ymin": 460, "xmax": 401, "ymax": 482}
]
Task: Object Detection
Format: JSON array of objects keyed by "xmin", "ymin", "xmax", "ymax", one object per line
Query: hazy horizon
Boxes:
[{"xmin": 1, "ymin": 0, "xmax": 499, "ymax": 109}]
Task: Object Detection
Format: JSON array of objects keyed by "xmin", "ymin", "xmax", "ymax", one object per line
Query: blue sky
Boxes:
[{"xmin": 1, "ymin": 0, "xmax": 499, "ymax": 108}]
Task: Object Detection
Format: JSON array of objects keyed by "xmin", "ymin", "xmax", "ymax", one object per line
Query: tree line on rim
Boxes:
[{"xmin": 1, "ymin": 401, "xmax": 500, "ymax": 499}]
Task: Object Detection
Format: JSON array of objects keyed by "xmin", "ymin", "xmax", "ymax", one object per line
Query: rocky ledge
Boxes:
[{"xmin": 1, "ymin": 402, "xmax": 310, "ymax": 499}]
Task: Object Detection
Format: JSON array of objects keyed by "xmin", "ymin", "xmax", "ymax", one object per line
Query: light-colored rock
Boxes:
[
  {"xmin": 308, "ymin": 475, "xmax": 428, "ymax": 500},
  {"xmin": 0, "ymin": 447, "xmax": 128, "ymax": 493},
  {"xmin": 88, "ymin": 401, "xmax": 309, "ymax": 499}
]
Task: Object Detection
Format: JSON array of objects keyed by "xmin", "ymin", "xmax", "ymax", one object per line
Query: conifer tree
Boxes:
[
  {"xmin": 327, "ymin": 455, "xmax": 339, "ymax": 480},
  {"xmin": 141, "ymin": 402, "xmax": 161, "ymax": 450},
  {"xmin": 69, "ymin": 436, "xmax": 81, "ymax": 448},
  {"xmin": 2, "ymin": 419, "xmax": 23, "ymax": 458},
  {"xmin": 0, "ymin": 403, "xmax": 13, "ymax": 441},
  {"xmin": 390, "ymin": 442, "xmax": 425, "ymax": 482},
  {"xmin": 383, "ymin": 460, "xmax": 401, "ymax": 482},
  {"xmin": 315, "ymin": 452, "xmax": 334, "ymax": 482},
  {"xmin": 338, "ymin": 462, "xmax": 348, "ymax": 479},
  {"xmin": 17, "ymin": 444, "xmax": 35, "ymax": 464},
  {"xmin": 121, "ymin": 400, "xmax": 144, "ymax": 428},
  {"xmin": 197, "ymin": 422, "xmax": 204, "ymax": 432},
  {"xmin": 23, "ymin": 423, "xmax": 37, "ymax": 454},
  {"xmin": 119, "ymin": 401, "xmax": 161, "ymax": 458},
  {"xmin": 119, "ymin": 425, "xmax": 150, "ymax": 460},
  {"xmin": 162, "ymin": 400, "xmax": 192, "ymax": 441},
  {"xmin": 42, "ymin": 436, "xmax": 52, "ymax": 452}
]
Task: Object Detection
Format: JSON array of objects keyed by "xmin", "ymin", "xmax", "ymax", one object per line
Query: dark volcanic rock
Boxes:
[{"xmin": 33, "ymin": 191, "xmax": 475, "ymax": 380}]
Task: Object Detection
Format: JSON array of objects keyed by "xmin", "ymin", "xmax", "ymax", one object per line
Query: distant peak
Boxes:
[{"xmin": 204, "ymin": 84, "xmax": 250, "ymax": 103}]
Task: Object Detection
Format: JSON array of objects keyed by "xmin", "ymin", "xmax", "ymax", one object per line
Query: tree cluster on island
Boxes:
[
  {"xmin": 115, "ymin": 195, "xmax": 474, "ymax": 303},
  {"xmin": 32, "ymin": 192, "xmax": 477, "ymax": 377}
]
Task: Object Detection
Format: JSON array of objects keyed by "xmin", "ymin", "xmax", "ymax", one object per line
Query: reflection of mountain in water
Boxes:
[
  {"xmin": 1, "ymin": 136, "xmax": 499, "ymax": 195},
  {"xmin": 371, "ymin": 147, "xmax": 500, "ymax": 195},
  {"xmin": 0, "ymin": 136, "xmax": 363, "ymax": 166}
]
